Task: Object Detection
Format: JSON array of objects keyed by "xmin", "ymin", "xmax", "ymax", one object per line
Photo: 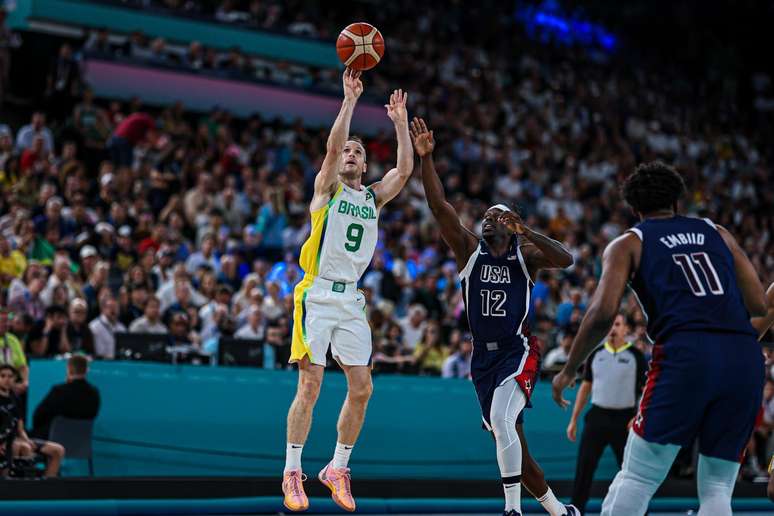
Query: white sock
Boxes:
[
  {"xmin": 537, "ymin": 488, "xmax": 567, "ymax": 515},
  {"xmin": 284, "ymin": 443, "xmax": 303, "ymax": 472},
  {"xmin": 503, "ymin": 479, "xmax": 521, "ymax": 512},
  {"xmin": 332, "ymin": 441, "xmax": 354, "ymax": 469}
]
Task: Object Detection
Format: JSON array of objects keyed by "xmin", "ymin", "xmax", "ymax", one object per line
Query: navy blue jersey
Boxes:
[
  {"xmin": 459, "ymin": 236, "xmax": 533, "ymax": 342},
  {"xmin": 628, "ymin": 215, "xmax": 756, "ymax": 342}
]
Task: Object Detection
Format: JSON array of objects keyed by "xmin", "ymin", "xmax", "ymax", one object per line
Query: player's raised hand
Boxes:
[
  {"xmin": 551, "ymin": 369, "xmax": 575, "ymax": 409},
  {"xmin": 498, "ymin": 210, "xmax": 526, "ymax": 235},
  {"xmin": 343, "ymin": 68, "xmax": 363, "ymax": 101},
  {"xmin": 409, "ymin": 117, "xmax": 435, "ymax": 157},
  {"xmin": 385, "ymin": 89, "xmax": 408, "ymax": 125}
]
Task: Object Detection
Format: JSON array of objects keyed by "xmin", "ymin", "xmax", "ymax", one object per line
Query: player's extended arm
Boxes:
[
  {"xmin": 752, "ymin": 282, "xmax": 774, "ymax": 339},
  {"xmin": 314, "ymin": 69, "xmax": 363, "ymax": 200},
  {"xmin": 371, "ymin": 90, "xmax": 413, "ymax": 208},
  {"xmin": 716, "ymin": 225, "xmax": 767, "ymax": 317},
  {"xmin": 567, "ymin": 380, "xmax": 591, "ymax": 442},
  {"xmin": 498, "ymin": 211, "xmax": 573, "ymax": 274},
  {"xmin": 411, "ymin": 118, "xmax": 478, "ymax": 270},
  {"xmin": 552, "ymin": 233, "xmax": 636, "ymax": 408}
]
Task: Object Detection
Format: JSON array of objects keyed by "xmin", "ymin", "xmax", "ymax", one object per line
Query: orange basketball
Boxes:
[{"xmin": 336, "ymin": 22, "xmax": 385, "ymax": 71}]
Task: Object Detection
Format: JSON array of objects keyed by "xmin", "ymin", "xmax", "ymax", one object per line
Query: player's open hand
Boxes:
[
  {"xmin": 343, "ymin": 68, "xmax": 363, "ymax": 100},
  {"xmin": 385, "ymin": 89, "xmax": 408, "ymax": 125},
  {"xmin": 498, "ymin": 210, "xmax": 526, "ymax": 235},
  {"xmin": 409, "ymin": 117, "xmax": 435, "ymax": 157},
  {"xmin": 551, "ymin": 369, "xmax": 575, "ymax": 409}
]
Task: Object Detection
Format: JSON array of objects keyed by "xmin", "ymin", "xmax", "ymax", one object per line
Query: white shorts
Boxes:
[{"xmin": 291, "ymin": 275, "xmax": 372, "ymax": 367}]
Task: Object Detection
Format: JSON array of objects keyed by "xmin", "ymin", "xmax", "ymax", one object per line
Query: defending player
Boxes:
[
  {"xmin": 552, "ymin": 161, "xmax": 769, "ymax": 516},
  {"xmin": 410, "ymin": 118, "xmax": 579, "ymax": 516},
  {"xmin": 282, "ymin": 69, "xmax": 413, "ymax": 512}
]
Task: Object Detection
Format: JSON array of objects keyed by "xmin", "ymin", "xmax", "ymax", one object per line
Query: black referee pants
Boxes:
[{"xmin": 571, "ymin": 404, "xmax": 635, "ymax": 513}]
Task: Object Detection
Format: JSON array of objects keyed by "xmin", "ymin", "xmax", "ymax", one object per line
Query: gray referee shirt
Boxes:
[{"xmin": 583, "ymin": 342, "xmax": 648, "ymax": 410}]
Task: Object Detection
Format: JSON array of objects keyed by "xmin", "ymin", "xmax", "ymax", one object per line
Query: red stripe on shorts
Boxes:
[{"xmin": 633, "ymin": 343, "xmax": 664, "ymax": 437}]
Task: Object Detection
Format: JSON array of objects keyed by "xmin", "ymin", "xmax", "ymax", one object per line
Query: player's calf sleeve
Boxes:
[
  {"xmin": 490, "ymin": 380, "xmax": 527, "ymax": 512},
  {"xmin": 490, "ymin": 380, "xmax": 527, "ymax": 477},
  {"xmin": 696, "ymin": 454, "xmax": 740, "ymax": 516},
  {"xmin": 601, "ymin": 431, "xmax": 679, "ymax": 516}
]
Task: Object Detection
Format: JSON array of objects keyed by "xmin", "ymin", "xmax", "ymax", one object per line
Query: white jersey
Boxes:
[{"xmin": 298, "ymin": 182, "xmax": 379, "ymax": 283}]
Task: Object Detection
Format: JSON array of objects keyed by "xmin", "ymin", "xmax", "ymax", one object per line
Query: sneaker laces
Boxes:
[
  {"xmin": 331, "ymin": 466, "xmax": 352, "ymax": 496},
  {"xmin": 285, "ymin": 471, "xmax": 307, "ymax": 497}
]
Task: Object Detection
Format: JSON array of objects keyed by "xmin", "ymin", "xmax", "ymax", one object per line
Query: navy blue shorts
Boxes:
[
  {"xmin": 471, "ymin": 335, "xmax": 540, "ymax": 431},
  {"xmin": 632, "ymin": 331, "xmax": 764, "ymax": 461}
]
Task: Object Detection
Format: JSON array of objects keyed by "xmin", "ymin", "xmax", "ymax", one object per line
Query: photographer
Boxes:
[
  {"xmin": 1, "ymin": 364, "xmax": 65, "ymax": 478},
  {"xmin": 0, "ymin": 309, "xmax": 27, "ymax": 396}
]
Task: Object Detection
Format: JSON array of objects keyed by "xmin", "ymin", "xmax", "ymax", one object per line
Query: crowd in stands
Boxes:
[{"xmin": 0, "ymin": 0, "xmax": 772, "ymax": 477}]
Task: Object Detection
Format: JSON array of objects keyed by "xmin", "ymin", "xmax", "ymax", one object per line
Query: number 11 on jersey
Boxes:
[{"xmin": 672, "ymin": 252, "xmax": 724, "ymax": 297}]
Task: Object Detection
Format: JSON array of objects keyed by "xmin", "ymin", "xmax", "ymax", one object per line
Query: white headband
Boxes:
[{"xmin": 489, "ymin": 204, "xmax": 512, "ymax": 213}]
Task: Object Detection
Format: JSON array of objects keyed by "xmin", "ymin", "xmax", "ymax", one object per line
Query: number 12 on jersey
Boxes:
[
  {"xmin": 672, "ymin": 252, "xmax": 724, "ymax": 296},
  {"xmin": 481, "ymin": 289, "xmax": 507, "ymax": 317}
]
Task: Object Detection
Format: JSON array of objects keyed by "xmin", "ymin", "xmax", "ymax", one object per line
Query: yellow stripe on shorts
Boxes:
[{"xmin": 290, "ymin": 274, "xmax": 315, "ymax": 363}]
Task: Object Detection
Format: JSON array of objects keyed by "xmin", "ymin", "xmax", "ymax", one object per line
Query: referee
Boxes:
[{"xmin": 566, "ymin": 313, "xmax": 647, "ymax": 513}]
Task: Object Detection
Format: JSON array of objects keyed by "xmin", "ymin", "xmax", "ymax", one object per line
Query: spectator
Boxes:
[
  {"xmin": 163, "ymin": 280, "xmax": 199, "ymax": 324},
  {"xmin": 235, "ymin": 304, "xmax": 264, "ymax": 339},
  {"xmin": 399, "ymin": 304, "xmax": 427, "ymax": 352},
  {"xmin": 0, "ymin": 234, "xmax": 25, "ymax": 289},
  {"xmin": 185, "ymin": 232, "xmax": 220, "ymax": 275},
  {"xmin": 82, "ymin": 260, "xmax": 110, "ymax": 318},
  {"xmin": 253, "ymin": 187, "xmax": 287, "ymax": 263},
  {"xmin": 88, "ymin": 295, "xmax": 126, "ymax": 359},
  {"xmin": 41, "ymin": 255, "xmax": 79, "ymax": 307},
  {"xmin": 264, "ymin": 321, "xmax": 289, "ymax": 368},
  {"xmin": 168, "ymin": 311, "xmax": 198, "ymax": 347},
  {"xmin": 556, "ymin": 288, "xmax": 585, "ymax": 328},
  {"xmin": 106, "ymin": 111, "xmax": 156, "ymax": 167},
  {"xmin": 31, "ymin": 355, "xmax": 100, "ymax": 440},
  {"xmin": 15, "ymin": 112, "xmax": 54, "ymax": 153},
  {"xmin": 129, "ymin": 295, "xmax": 167, "ymax": 334},
  {"xmin": 119, "ymin": 283, "xmax": 147, "ymax": 327},
  {"xmin": 183, "ymin": 172, "xmax": 214, "ymax": 227},
  {"xmin": 65, "ymin": 299, "xmax": 95, "ymax": 355},
  {"xmin": 441, "ymin": 333, "xmax": 473, "ymax": 379},
  {"xmin": 412, "ymin": 321, "xmax": 449, "ymax": 375},
  {"xmin": 543, "ymin": 330, "xmax": 575, "ymax": 371},
  {"xmin": 36, "ymin": 305, "xmax": 70, "ymax": 357},
  {"xmin": 45, "ymin": 43, "xmax": 80, "ymax": 121},
  {"xmin": 7, "ymin": 266, "xmax": 45, "ymax": 322}
]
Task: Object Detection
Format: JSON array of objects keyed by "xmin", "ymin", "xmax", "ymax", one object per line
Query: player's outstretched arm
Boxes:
[
  {"xmin": 371, "ymin": 89, "xmax": 413, "ymax": 208},
  {"xmin": 552, "ymin": 233, "xmax": 636, "ymax": 408},
  {"xmin": 752, "ymin": 282, "xmax": 774, "ymax": 339},
  {"xmin": 498, "ymin": 211, "xmax": 573, "ymax": 276},
  {"xmin": 315, "ymin": 69, "xmax": 362, "ymax": 201},
  {"xmin": 716, "ymin": 225, "xmax": 767, "ymax": 317},
  {"xmin": 411, "ymin": 117, "xmax": 477, "ymax": 270}
]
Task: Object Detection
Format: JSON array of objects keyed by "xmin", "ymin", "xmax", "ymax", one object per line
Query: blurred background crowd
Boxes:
[{"xmin": 0, "ymin": 0, "xmax": 772, "ymax": 479}]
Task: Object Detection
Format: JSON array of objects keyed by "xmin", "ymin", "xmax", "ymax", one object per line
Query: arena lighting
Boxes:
[{"xmin": 516, "ymin": 2, "xmax": 617, "ymax": 52}]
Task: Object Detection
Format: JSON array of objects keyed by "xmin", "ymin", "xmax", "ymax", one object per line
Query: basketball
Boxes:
[{"xmin": 336, "ymin": 22, "xmax": 385, "ymax": 71}]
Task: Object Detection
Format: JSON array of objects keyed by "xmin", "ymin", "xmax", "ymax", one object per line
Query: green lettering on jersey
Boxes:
[{"xmin": 336, "ymin": 200, "xmax": 377, "ymax": 221}]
